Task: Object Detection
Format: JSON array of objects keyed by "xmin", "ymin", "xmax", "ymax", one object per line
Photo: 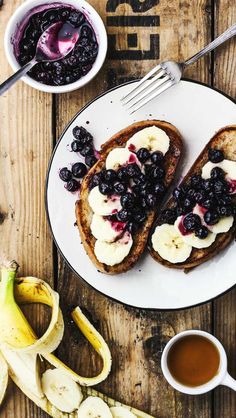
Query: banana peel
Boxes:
[
  {"xmin": 0, "ymin": 270, "xmax": 154, "ymax": 418},
  {"xmin": 15, "ymin": 276, "xmax": 111, "ymax": 386}
]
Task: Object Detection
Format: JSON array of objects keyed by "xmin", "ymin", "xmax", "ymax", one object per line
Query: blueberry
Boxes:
[
  {"xmin": 183, "ymin": 213, "xmax": 201, "ymax": 232},
  {"xmin": 187, "ymin": 188, "xmax": 195, "ymax": 198},
  {"xmin": 72, "ymin": 126, "xmax": 93, "ymax": 142},
  {"xmin": 121, "ymin": 193, "xmax": 135, "ymax": 209},
  {"xmin": 204, "ymin": 210, "xmax": 219, "ymax": 225},
  {"xmin": 137, "ymin": 148, "xmax": 150, "ymax": 163},
  {"xmin": 117, "ymin": 167, "xmax": 128, "ymax": 182},
  {"xmin": 160, "ymin": 208, "xmax": 176, "ymax": 225},
  {"xmin": 116, "ymin": 209, "xmax": 131, "ymax": 222},
  {"xmin": 104, "ymin": 169, "xmax": 117, "ymax": 183},
  {"xmin": 59, "ymin": 167, "xmax": 72, "ymax": 182},
  {"xmin": 194, "ymin": 191, "xmax": 206, "ymax": 204},
  {"xmin": 72, "ymin": 162, "xmax": 87, "ymax": 178},
  {"xmin": 190, "ymin": 174, "xmax": 202, "ymax": 188},
  {"xmin": 217, "ymin": 194, "xmax": 232, "ymax": 206},
  {"xmin": 126, "ymin": 221, "xmax": 138, "ymax": 234},
  {"xmin": 85, "ymin": 155, "xmax": 97, "ymax": 167},
  {"xmin": 79, "ymin": 144, "xmax": 94, "ymax": 157},
  {"xmin": 133, "ymin": 173, "xmax": 146, "ymax": 185},
  {"xmin": 99, "ymin": 182, "xmax": 113, "ymax": 195},
  {"xmin": 138, "ymin": 181, "xmax": 152, "ymax": 197},
  {"xmin": 144, "ymin": 164, "xmax": 152, "ymax": 177},
  {"xmin": 153, "ymin": 182, "xmax": 166, "ymax": 196},
  {"xmin": 145, "ymin": 193, "xmax": 157, "ymax": 208},
  {"xmin": 89, "ymin": 173, "xmax": 101, "ymax": 189},
  {"xmin": 217, "ymin": 205, "xmax": 233, "ymax": 217},
  {"xmin": 71, "ymin": 140, "xmax": 83, "ymax": 152},
  {"xmin": 133, "ymin": 210, "xmax": 147, "ymax": 223},
  {"xmin": 202, "ymin": 179, "xmax": 213, "ymax": 192},
  {"xmin": 210, "ymin": 167, "xmax": 225, "ymax": 180},
  {"xmin": 213, "ymin": 179, "xmax": 229, "ymax": 194},
  {"xmin": 37, "ymin": 71, "xmax": 50, "ymax": 83},
  {"xmin": 208, "ymin": 148, "xmax": 224, "ymax": 163},
  {"xmin": 126, "ymin": 164, "xmax": 141, "ymax": 178},
  {"xmin": 137, "ymin": 196, "xmax": 148, "ymax": 208},
  {"xmin": 114, "ymin": 182, "xmax": 127, "ymax": 195},
  {"xmin": 68, "ymin": 11, "xmax": 85, "ymax": 27},
  {"xmin": 80, "ymin": 24, "xmax": 93, "ymax": 38},
  {"xmin": 201, "ymin": 198, "xmax": 215, "ymax": 209},
  {"xmin": 151, "ymin": 151, "xmax": 164, "ymax": 164},
  {"xmin": 173, "ymin": 187, "xmax": 182, "ymax": 201},
  {"xmin": 183, "ymin": 197, "xmax": 195, "ymax": 211},
  {"xmin": 176, "ymin": 206, "xmax": 184, "ymax": 216},
  {"xmin": 66, "ymin": 179, "xmax": 80, "ymax": 192},
  {"xmin": 195, "ymin": 226, "xmax": 209, "ymax": 239},
  {"xmin": 151, "ymin": 165, "xmax": 165, "ymax": 180}
]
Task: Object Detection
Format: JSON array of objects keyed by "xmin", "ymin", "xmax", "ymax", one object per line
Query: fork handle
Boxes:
[{"xmin": 184, "ymin": 22, "xmax": 236, "ymax": 67}]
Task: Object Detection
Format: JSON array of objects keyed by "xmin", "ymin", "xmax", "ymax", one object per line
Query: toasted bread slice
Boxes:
[
  {"xmin": 75, "ymin": 120, "xmax": 183, "ymax": 274},
  {"xmin": 149, "ymin": 125, "xmax": 236, "ymax": 270}
]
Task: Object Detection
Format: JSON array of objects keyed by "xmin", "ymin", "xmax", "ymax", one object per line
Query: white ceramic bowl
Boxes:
[{"xmin": 4, "ymin": 0, "xmax": 107, "ymax": 93}]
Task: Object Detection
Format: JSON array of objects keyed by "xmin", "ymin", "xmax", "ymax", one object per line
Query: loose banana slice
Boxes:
[
  {"xmin": 110, "ymin": 406, "xmax": 137, "ymax": 418},
  {"xmin": 106, "ymin": 148, "xmax": 140, "ymax": 171},
  {"xmin": 126, "ymin": 126, "xmax": 170, "ymax": 154},
  {"xmin": 88, "ymin": 186, "xmax": 122, "ymax": 216},
  {"xmin": 202, "ymin": 159, "xmax": 236, "ymax": 180},
  {"xmin": 94, "ymin": 232, "xmax": 133, "ymax": 266},
  {"xmin": 42, "ymin": 369, "xmax": 83, "ymax": 413},
  {"xmin": 77, "ymin": 396, "xmax": 112, "ymax": 418},
  {"xmin": 90, "ymin": 214, "xmax": 125, "ymax": 242},
  {"xmin": 1, "ymin": 348, "xmax": 43, "ymax": 399},
  {"xmin": 0, "ymin": 352, "xmax": 8, "ymax": 406},
  {"xmin": 151, "ymin": 224, "xmax": 192, "ymax": 263}
]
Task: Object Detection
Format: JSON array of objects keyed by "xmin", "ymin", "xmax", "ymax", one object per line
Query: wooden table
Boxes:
[{"xmin": 0, "ymin": 1, "xmax": 236, "ymax": 417}]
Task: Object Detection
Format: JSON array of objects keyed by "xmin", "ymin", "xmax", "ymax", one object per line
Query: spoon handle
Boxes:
[{"xmin": 0, "ymin": 59, "xmax": 37, "ymax": 96}]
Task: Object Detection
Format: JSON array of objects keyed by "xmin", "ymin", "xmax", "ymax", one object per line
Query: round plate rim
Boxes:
[{"xmin": 45, "ymin": 78, "xmax": 236, "ymax": 311}]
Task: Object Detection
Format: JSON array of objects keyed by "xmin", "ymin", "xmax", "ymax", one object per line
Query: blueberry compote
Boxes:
[
  {"xmin": 59, "ymin": 125, "xmax": 97, "ymax": 192},
  {"xmin": 15, "ymin": 3, "xmax": 98, "ymax": 86},
  {"xmin": 159, "ymin": 148, "xmax": 236, "ymax": 239}
]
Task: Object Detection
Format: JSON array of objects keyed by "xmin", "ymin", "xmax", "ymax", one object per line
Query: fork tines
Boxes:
[{"xmin": 121, "ymin": 64, "xmax": 172, "ymax": 114}]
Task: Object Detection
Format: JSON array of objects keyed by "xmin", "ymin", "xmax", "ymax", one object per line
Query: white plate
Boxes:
[{"xmin": 46, "ymin": 80, "xmax": 236, "ymax": 310}]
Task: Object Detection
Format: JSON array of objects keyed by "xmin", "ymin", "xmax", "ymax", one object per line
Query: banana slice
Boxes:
[
  {"xmin": 91, "ymin": 214, "xmax": 125, "ymax": 242},
  {"xmin": 126, "ymin": 126, "xmax": 170, "ymax": 154},
  {"xmin": 202, "ymin": 159, "xmax": 236, "ymax": 180},
  {"xmin": 0, "ymin": 352, "xmax": 8, "ymax": 406},
  {"xmin": 193, "ymin": 204, "xmax": 234, "ymax": 234},
  {"xmin": 210, "ymin": 216, "xmax": 234, "ymax": 234},
  {"xmin": 151, "ymin": 224, "xmax": 192, "ymax": 263},
  {"xmin": 88, "ymin": 186, "xmax": 122, "ymax": 216},
  {"xmin": 77, "ymin": 396, "xmax": 112, "ymax": 418},
  {"xmin": 1, "ymin": 348, "xmax": 43, "ymax": 399},
  {"xmin": 110, "ymin": 406, "xmax": 137, "ymax": 418},
  {"xmin": 42, "ymin": 368, "xmax": 83, "ymax": 413},
  {"xmin": 94, "ymin": 232, "xmax": 133, "ymax": 266},
  {"xmin": 174, "ymin": 216, "xmax": 216, "ymax": 249},
  {"xmin": 106, "ymin": 148, "xmax": 140, "ymax": 171}
]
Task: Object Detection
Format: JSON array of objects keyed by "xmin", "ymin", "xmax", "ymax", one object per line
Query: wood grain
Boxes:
[
  {"xmin": 212, "ymin": 2, "xmax": 236, "ymax": 418},
  {"xmin": 0, "ymin": 1, "xmax": 53, "ymax": 417},
  {"xmin": 56, "ymin": 1, "xmax": 213, "ymax": 418}
]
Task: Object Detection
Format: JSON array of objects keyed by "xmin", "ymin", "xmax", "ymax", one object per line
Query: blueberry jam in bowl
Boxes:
[{"xmin": 4, "ymin": 0, "xmax": 107, "ymax": 93}]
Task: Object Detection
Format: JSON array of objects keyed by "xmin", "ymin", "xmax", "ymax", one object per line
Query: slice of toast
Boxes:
[
  {"xmin": 149, "ymin": 125, "xmax": 236, "ymax": 270},
  {"xmin": 75, "ymin": 120, "xmax": 183, "ymax": 274}
]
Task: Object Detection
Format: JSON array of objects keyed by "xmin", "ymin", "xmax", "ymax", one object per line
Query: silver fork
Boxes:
[{"xmin": 121, "ymin": 22, "xmax": 236, "ymax": 114}]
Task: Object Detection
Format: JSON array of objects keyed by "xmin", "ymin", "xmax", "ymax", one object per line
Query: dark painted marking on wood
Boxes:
[{"xmin": 106, "ymin": 15, "xmax": 160, "ymax": 26}]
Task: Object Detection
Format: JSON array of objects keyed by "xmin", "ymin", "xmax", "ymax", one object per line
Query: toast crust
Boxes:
[
  {"xmin": 76, "ymin": 120, "xmax": 183, "ymax": 274},
  {"xmin": 149, "ymin": 125, "xmax": 236, "ymax": 270}
]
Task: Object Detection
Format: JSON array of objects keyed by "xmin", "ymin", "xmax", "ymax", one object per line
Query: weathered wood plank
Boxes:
[
  {"xmin": 0, "ymin": 1, "xmax": 53, "ymax": 417},
  {"xmin": 56, "ymin": 2, "xmax": 213, "ymax": 418},
  {"xmin": 213, "ymin": 2, "xmax": 236, "ymax": 418}
]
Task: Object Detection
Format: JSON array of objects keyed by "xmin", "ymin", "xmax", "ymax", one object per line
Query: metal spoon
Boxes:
[{"xmin": 0, "ymin": 22, "xmax": 80, "ymax": 95}]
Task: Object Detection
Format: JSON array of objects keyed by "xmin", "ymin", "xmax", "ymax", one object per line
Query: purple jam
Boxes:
[{"xmin": 14, "ymin": 3, "xmax": 99, "ymax": 86}]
